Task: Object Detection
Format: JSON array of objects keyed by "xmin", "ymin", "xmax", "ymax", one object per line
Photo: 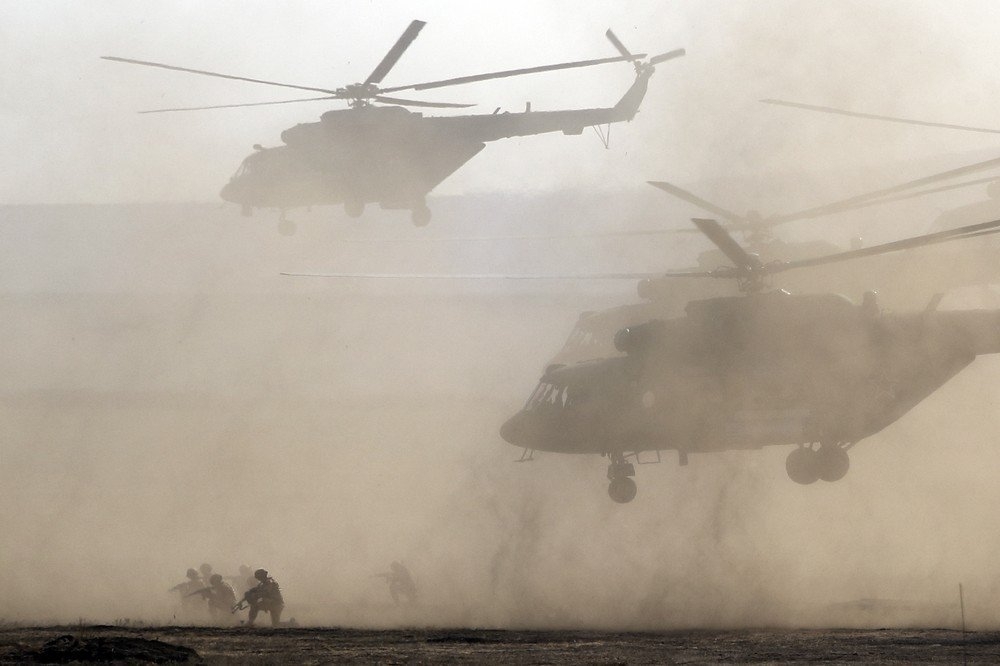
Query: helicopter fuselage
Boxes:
[{"xmin": 501, "ymin": 291, "xmax": 1000, "ymax": 457}]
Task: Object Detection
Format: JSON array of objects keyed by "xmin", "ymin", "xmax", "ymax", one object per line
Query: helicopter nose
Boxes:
[
  {"xmin": 219, "ymin": 182, "xmax": 235, "ymax": 203},
  {"xmin": 500, "ymin": 410, "xmax": 528, "ymax": 446}
]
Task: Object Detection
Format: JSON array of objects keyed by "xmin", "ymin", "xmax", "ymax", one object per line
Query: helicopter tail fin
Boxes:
[{"xmin": 611, "ymin": 49, "xmax": 684, "ymax": 121}]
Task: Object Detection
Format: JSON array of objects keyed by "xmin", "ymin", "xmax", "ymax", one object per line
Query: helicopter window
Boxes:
[
  {"xmin": 526, "ymin": 382, "xmax": 571, "ymax": 410},
  {"xmin": 526, "ymin": 382, "xmax": 555, "ymax": 409}
]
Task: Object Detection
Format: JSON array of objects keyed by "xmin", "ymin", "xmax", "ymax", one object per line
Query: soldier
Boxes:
[
  {"xmin": 375, "ymin": 561, "xmax": 417, "ymax": 604},
  {"xmin": 224, "ymin": 564, "xmax": 255, "ymax": 596},
  {"xmin": 236, "ymin": 568, "xmax": 285, "ymax": 627},
  {"xmin": 169, "ymin": 568, "xmax": 205, "ymax": 615},
  {"xmin": 188, "ymin": 574, "xmax": 238, "ymax": 621}
]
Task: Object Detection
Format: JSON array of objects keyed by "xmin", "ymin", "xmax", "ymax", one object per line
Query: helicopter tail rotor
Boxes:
[
  {"xmin": 606, "ymin": 30, "xmax": 685, "ymax": 74},
  {"xmin": 606, "ymin": 29, "xmax": 641, "ymax": 73},
  {"xmin": 649, "ymin": 49, "xmax": 686, "ymax": 66}
]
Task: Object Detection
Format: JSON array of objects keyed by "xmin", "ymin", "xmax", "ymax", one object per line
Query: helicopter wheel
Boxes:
[
  {"xmin": 344, "ymin": 200, "xmax": 365, "ymax": 218},
  {"xmin": 816, "ymin": 445, "xmax": 850, "ymax": 482},
  {"xmin": 608, "ymin": 476, "xmax": 637, "ymax": 504},
  {"xmin": 785, "ymin": 447, "xmax": 820, "ymax": 485},
  {"xmin": 411, "ymin": 204, "xmax": 431, "ymax": 227}
]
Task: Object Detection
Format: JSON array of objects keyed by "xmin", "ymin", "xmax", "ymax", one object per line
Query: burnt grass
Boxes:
[{"xmin": 3, "ymin": 625, "xmax": 1000, "ymax": 664}]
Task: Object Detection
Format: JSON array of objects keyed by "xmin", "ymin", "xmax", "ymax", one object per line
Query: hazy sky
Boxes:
[{"xmin": 3, "ymin": 1, "xmax": 1000, "ymax": 204}]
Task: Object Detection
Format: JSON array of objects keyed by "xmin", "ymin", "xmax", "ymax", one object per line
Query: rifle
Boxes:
[
  {"xmin": 185, "ymin": 586, "xmax": 212, "ymax": 599},
  {"xmin": 231, "ymin": 587, "xmax": 259, "ymax": 613}
]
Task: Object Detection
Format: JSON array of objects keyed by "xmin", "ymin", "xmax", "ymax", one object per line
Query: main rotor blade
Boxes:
[
  {"xmin": 771, "ymin": 217, "xmax": 1000, "ymax": 274},
  {"xmin": 648, "ymin": 180, "xmax": 747, "ymax": 226},
  {"xmin": 762, "ymin": 99, "xmax": 1000, "ymax": 135},
  {"xmin": 364, "ymin": 20, "xmax": 427, "ymax": 86},
  {"xmin": 372, "ymin": 95, "xmax": 473, "ymax": 109},
  {"xmin": 692, "ymin": 218, "xmax": 758, "ymax": 273},
  {"xmin": 334, "ymin": 227, "xmax": 691, "ymax": 244},
  {"xmin": 768, "ymin": 154, "xmax": 1000, "ymax": 226},
  {"xmin": 649, "ymin": 49, "xmax": 686, "ymax": 66},
  {"xmin": 101, "ymin": 56, "xmax": 340, "ymax": 95},
  {"xmin": 807, "ymin": 175, "xmax": 1000, "ymax": 213},
  {"xmin": 281, "ymin": 271, "xmax": 659, "ymax": 280},
  {"xmin": 137, "ymin": 95, "xmax": 340, "ymax": 114},
  {"xmin": 379, "ymin": 54, "xmax": 645, "ymax": 94}
]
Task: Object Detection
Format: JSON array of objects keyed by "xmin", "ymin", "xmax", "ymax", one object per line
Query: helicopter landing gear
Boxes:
[
  {"xmin": 815, "ymin": 444, "xmax": 850, "ymax": 482},
  {"xmin": 785, "ymin": 444, "xmax": 851, "ymax": 484},
  {"xmin": 607, "ymin": 452, "xmax": 637, "ymax": 503},
  {"xmin": 785, "ymin": 446, "xmax": 819, "ymax": 485},
  {"xmin": 277, "ymin": 210, "xmax": 296, "ymax": 236},
  {"xmin": 410, "ymin": 203, "xmax": 431, "ymax": 227},
  {"xmin": 344, "ymin": 199, "xmax": 365, "ymax": 218}
]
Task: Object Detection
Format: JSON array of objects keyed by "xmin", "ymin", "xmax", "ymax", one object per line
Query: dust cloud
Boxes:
[{"xmin": 3, "ymin": 0, "xmax": 1000, "ymax": 634}]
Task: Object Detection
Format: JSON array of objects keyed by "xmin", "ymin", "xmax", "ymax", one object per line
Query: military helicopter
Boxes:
[
  {"xmin": 500, "ymin": 189, "xmax": 1000, "ymax": 503},
  {"xmin": 541, "ymin": 155, "xmax": 1000, "ymax": 368},
  {"xmin": 103, "ymin": 21, "xmax": 683, "ymax": 229}
]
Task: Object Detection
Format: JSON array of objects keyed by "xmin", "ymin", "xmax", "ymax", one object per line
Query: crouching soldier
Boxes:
[
  {"xmin": 234, "ymin": 568, "xmax": 284, "ymax": 627},
  {"xmin": 189, "ymin": 574, "xmax": 238, "ymax": 622}
]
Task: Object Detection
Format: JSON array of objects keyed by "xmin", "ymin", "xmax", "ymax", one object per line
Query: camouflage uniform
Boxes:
[{"xmin": 243, "ymin": 569, "xmax": 285, "ymax": 626}]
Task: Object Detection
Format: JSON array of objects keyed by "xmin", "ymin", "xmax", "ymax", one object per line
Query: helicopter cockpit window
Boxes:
[
  {"xmin": 525, "ymin": 382, "xmax": 568, "ymax": 410},
  {"xmin": 231, "ymin": 160, "xmax": 251, "ymax": 180}
]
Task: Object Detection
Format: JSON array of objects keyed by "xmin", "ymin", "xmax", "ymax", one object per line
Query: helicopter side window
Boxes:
[{"xmin": 526, "ymin": 382, "xmax": 556, "ymax": 409}]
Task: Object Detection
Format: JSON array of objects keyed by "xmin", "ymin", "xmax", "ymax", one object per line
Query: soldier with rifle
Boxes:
[
  {"xmin": 187, "ymin": 573, "xmax": 238, "ymax": 621},
  {"xmin": 168, "ymin": 568, "xmax": 204, "ymax": 615},
  {"xmin": 232, "ymin": 568, "xmax": 285, "ymax": 626}
]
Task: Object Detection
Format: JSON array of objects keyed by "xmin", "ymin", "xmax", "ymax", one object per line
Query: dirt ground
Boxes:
[{"xmin": 3, "ymin": 625, "xmax": 1000, "ymax": 664}]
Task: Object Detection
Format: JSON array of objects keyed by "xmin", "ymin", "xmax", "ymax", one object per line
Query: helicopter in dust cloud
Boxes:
[
  {"xmin": 500, "ymin": 192, "xmax": 1000, "ymax": 503},
  {"xmin": 544, "ymin": 152, "xmax": 1000, "ymax": 368},
  {"xmin": 103, "ymin": 20, "xmax": 683, "ymax": 232}
]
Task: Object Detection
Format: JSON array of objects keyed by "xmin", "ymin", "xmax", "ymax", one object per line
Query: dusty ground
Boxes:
[{"xmin": 3, "ymin": 625, "xmax": 1000, "ymax": 664}]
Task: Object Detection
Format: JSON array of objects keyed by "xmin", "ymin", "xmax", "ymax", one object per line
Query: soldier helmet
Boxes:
[
  {"xmin": 209, "ymin": 574, "xmax": 223, "ymax": 584},
  {"xmin": 186, "ymin": 568, "xmax": 199, "ymax": 579},
  {"xmin": 254, "ymin": 568, "xmax": 268, "ymax": 581}
]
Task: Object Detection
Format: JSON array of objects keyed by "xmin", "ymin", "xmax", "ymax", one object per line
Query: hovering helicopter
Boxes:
[
  {"xmin": 103, "ymin": 21, "xmax": 683, "ymax": 230},
  {"xmin": 500, "ymin": 189, "xmax": 1000, "ymax": 503},
  {"xmin": 543, "ymin": 155, "xmax": 1000, "ymax": 368}
]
